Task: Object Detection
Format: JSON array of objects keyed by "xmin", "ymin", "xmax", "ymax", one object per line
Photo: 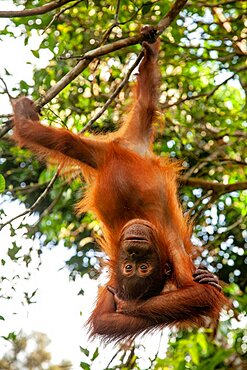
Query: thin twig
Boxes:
[
  {"xmin": 1, "ymin": 0, "xmax": 189, "ymax": 138},
  {"xmin": 105, "ymin": 348, "xmax": 122, "ymax": 369},
  {"xmin": 124, "ymin": 345, "xmax": 136, "ymax": 369},
  {"xmin": 190, "ymin": 193, "xmax": 218, "ymax": 223},
  {"xmin": 161, "ymin": 66, "xmax": 247, "ymax": 109},
  {"xmin": 0, "ymin": 77, "xmax": 13, "ymax": 100},
  {"xmin": 0, "ymin": 170, "xmax": 59, "ymax": 231},
  {"xmin": 1, "ymin": 0, "xmax": 189, "ymax": 132},
  {"xmin": 10, "ymin": 182, "xmax": 49, "ymax": 195},
  {"xmin": 187, "ymin": 190, "xmax": 214, "ymax": 217},
  {"xmin": 29, "ymin": 184, "xmax": 66, "ymax": 232},
  {"xmin": 183, "ymin": 147, "xmax": 225, "ymax": 180},
  {"xmin": 42, "ymin": 0, "xmax": 81, "ymax": 34},
  {"xmin": 35, "ymin": 0, "xmax": 190, "ymax": 109},
  {"xmin": 114, "ymin": 0, "xmax": 121, "ymax": 23},
  {"xmin": 80, "ymin": 52, "xmax": 143, "ymax": 132},
  {"xmin": 0, "ymin": 0, "xmax": 77, "ymax": 18}
]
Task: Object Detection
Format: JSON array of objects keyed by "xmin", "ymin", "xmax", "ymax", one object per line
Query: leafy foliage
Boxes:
[
  {"xmin": 0, "ymin": 331, "xmax": 72, "ymax": 370},
  {"xmin": 0, "ymin": 0, "xmax": 246, "ymax": 368}
]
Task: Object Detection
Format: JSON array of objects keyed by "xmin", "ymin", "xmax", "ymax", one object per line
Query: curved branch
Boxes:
[
  {"xmin": 181, "ymin": 177, "xmax": 247, "ymax": 194},
  {"xmin": 187, "ymin": 190, "xmax": 214, "ymax": 218},
  {"xmin": 183, "ymin": 148, "xmax": 225, "ymax": 180},
  {"xmin": 0, "ymin": 170, "xmax": 59, "ymax": 231},
  {"xmin": 0, "ymin": 0, "xmax": 77, "ymax": 18},
  {"xmin": 190, "ymin": 193, "xmax": 219, "ymax": 223},
  {"xmin": 161, "ymin": 65, "xmax": 247, "ymax": 109},
  {"xmin": 42, "ymin": 0, "xmax": 82, "ymax": 33},
  {"xmin": 80, "ymin": 52, "xmax": 144, "ymax": 132},
  {"xmin": 36, "ymin": 0, "xmax": 189, "ymax": 109},
  {"xmin": 0, "ymin": 121, "xmax": 13, "ymax": 138},
  {"xmin": 1, "ymin": 0, "xmax": 189, "ymax": 136},
  {"xmin": 35, "ymin": 34, "xmax": 146, "ymax": 109}
]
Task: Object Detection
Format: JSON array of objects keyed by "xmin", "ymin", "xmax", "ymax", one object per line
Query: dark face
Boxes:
[{"xmin": 117, "ymin": 220, "xmax": 167, "ymax": 300}]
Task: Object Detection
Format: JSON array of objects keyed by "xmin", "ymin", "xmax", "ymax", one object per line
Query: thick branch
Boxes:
[
  {"xmin": 0, "ymin": 121, "xmax": 13, "ymax": 138},
  {"xmin": 157, "ymin": 0, "xmax": 188, "ymax": 34},
  {"xmin": 181, "ymin": 177, "xmax": 247, "ymax": 194},
  {"xmin": 0, "ymin": 0, "xmax": 76, "ymax": 18},
  {"xmin": 36, "ymin": 0, "xmax": 189, "ymax": 109},
  {"xmin": 1, "ymin": 0, "xmax": 189, "ymax": 136}
]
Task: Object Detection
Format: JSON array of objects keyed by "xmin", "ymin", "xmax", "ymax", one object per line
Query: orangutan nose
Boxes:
[{"xmin": 127, "ymin": 244, "xmax": 150, "ymax": 258}]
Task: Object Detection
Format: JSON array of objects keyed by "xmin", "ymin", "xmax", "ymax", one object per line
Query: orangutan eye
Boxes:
[
  {"xmin": 124, "ymin": 264, "xmax": 133, "ymax": 272},
  {"xmin": 139, "ymin": 263, "xmax": 148, "ymax": 271}
]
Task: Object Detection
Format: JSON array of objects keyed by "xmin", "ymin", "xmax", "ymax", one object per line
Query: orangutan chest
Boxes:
[{"xmin": 93, "ymin": 156, "xmax": 165, "ymax": 223}]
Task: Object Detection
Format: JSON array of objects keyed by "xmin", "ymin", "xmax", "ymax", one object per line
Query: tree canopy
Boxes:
[{"xmin": 0, "ymin": 0, "xmax": 246, "ymax": 368}]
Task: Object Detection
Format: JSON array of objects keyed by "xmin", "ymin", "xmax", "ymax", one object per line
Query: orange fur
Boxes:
[{"xmin": 12, "ymin": 32, "xmax": 226, "ymax": 342}]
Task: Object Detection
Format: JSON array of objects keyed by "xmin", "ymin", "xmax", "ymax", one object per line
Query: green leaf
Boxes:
[
  {"xmin": 197, "ymin": 333, "xmax": 208, "ymax": 353},
  {"xmin": 2, "ymin": 332, "xmax": 17, "ymax": 341},
  {"xmin": 78, "ymin": 289, "xmax": 85, "ymax": 296},
  {"xmin": 8, "ymin": 244, "xmax": 21, "ymax": 261},
  {"xmin": 188, "ymin": 342, "xmax": 199, "ymax": 365},
  {"xmin": 141, "ymin": 1, "xmax": 153, "ymax": 15},
  {"xmin": 92, "ymin": 347, "xmax": 99, "ymax": 360},
  {"xmin": 0, "ymin": 174, "xmax": 5, "ymax": 192},
  {"xmin": 19, "ymin": 79, "xmax": 31, "ymax": 91},
  {"xmin": 80, "ymin": 362, "xmax": 90, "ymax": 370},
  {"xmin": 4, "ymin": 68, "xmax": 12, "ymax": 76},
  {"xmin": 80, "ymin": 347, "xmax": 90, "ymax": 357},
  {"xmin": 31, "ymin": 49, "xmax": 39, "ymax": 58}
]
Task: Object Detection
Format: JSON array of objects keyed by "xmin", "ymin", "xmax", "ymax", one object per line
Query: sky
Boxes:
[{"xmin": 0, "ymin": 2, "xmax": 169, "ymax": 368}]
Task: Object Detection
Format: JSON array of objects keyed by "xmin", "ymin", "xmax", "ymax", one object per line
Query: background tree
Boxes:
[
  {"xmin": 0, "ymin": 331, "xmax": 72, "ymax": 370},
  {"xmin": 0, "ymin": 0, "xmax": 246, "ymax": 368}
]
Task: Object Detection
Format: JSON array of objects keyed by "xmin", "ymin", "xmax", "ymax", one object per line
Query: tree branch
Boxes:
[
  {"xmin": 0, "ymin": 0, "xmax": 189, "ymax": 140},
  {"xmin": 161, "ymin": 65, "xmax": 247, "ymax": 109},
  {"xmin": 0, "ymin": 77, "xmax": 13, "ymax": 99},
  {"xmin": 212, "ymin": 6, "xmax": 247, "ymax": 55},
  {"xmin": 0, "ymin": 170, "xmax": 59, "ymax": 231},
  {"xmin": 80, "ymin": 52, "xmax": 143, "ymax": 132},
  {"xmin": 42, "ymin": 0, "xmax": 81, "ymax": 34},
  {"xmin": 181, "ymin": 177, "xmax": 247, "ymax": 194},
  {"xmin": 188, "ymin": 0, "xmax": 245, "ymax": 7},
  {"xmin": 0, "ymin": 0, "xmax": 77, "ymax": 18},
  {"xmin": 157, "ymin": 0, "xmax": 188, "ymax": 34},
  {"xmin": 34, "ymin": 37, "xmax": 140, "ymax": 109},
  {"xmin": 36, "ymin": 0, "xmax": 189, "ymax": 109},
  {"xmin": 187, "ymin": 190, "xmax": 214, "ymax": 218},
  {"xmin": 183, "ymin": 147, "xmax": 225, "ymax": 180},
  {"xmin": 0, "ymin": 120, "xmax": 13, "ymax": 138}
]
